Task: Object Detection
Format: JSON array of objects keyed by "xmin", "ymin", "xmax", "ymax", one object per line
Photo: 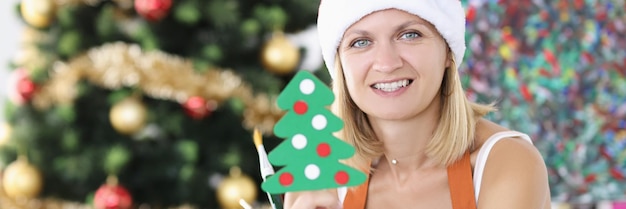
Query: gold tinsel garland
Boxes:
[
  {"xmin": 30, "ymin": 42, "xmax": 284, "ymax": 135},
  {"xmin": 16, "ymin": 2, "xmax": 284, "ymax": 135},
  {"xmin": 13, "ymin": 28, "xmax": 57, "ymax": 76}
]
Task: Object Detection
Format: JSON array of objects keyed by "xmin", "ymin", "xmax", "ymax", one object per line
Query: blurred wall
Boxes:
[{"xmin": 0, "ymin": 0, "xmax": 22, "ymax": 121}]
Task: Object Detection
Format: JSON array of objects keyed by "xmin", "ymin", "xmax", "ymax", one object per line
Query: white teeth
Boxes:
[{"xmin": 373, "ymin": 79, "xmax": 410, "ymax": 92}]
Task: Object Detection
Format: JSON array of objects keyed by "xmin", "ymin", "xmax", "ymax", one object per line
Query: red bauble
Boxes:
[
  {"xmin": 134, "ymin": 0, "xmax": 172, "ymax": 21},
  {"xmin": 183, "ymin": 96, "xmax": 216, "ymax": 120},
  {"xmin": 94, "ymin": 183, "xmax": 133, "ymax": 209},
  {"xmin": 17, "ymin": 75, "xmax": 37, "ymax": 102}
]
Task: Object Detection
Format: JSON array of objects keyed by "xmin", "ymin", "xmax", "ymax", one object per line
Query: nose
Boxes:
[{"xmin": 372, "ymin": 42, "xmax": 403, "ymax": 73}]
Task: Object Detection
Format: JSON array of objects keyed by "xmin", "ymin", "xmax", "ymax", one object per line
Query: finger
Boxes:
[
  {"xmin": 285, "ymin": 190, "xmax": 342, "ymax": 209},
  {"xmin": 308, "ymin": 190, "xmax": 341, "ymax": 209},
  {"xmin": 283, "ymin": 192, "xmax": 301, "ymax": 208}
]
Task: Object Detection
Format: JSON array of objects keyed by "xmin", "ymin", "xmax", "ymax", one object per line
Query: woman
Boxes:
[{"xmin": 285, "ymin": 1, "xmax": 551, "ymax": 208}]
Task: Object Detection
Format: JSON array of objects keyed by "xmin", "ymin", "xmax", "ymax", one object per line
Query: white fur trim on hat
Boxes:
[{"xmin": 317, "ymin": 0, "xmax": 466, "ymax": 79}]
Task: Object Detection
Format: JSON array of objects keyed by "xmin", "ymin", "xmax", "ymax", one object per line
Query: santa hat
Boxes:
[{"xmin": 317, "ymin": 0, "xmax": 466, "ymax": 79}]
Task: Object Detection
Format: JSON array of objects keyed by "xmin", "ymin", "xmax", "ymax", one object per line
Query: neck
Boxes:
[
  {"xmin": 370, "ymin": 109, "xmax": 440, "ymax": 173},
  {"xmin": 367, "ymin": 95, "xmax": 443, "ymax": 182}
]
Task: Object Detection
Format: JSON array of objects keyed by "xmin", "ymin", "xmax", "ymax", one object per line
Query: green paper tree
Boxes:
[{"xmin": 261, "ymin": 71, "xmax": 366, "ymax": 194}]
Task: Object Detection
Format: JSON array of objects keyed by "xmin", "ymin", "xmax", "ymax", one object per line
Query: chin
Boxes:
[{"xmin": 365, "ymin": 110, "xmax": 415, "ymax": 121}]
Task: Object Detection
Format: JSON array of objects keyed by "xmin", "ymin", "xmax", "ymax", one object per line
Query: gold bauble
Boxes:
[
  {"xmin": 20, "ymin": 0, "xmax": 56, "ymax": 28},
  {"xmin": 216, "ymin": 167, "xmax": 258, "ymax": 209},
  {"xmin": 0, "ymin": 122, "xmax": 11, "ymax": 147},
  {"xmin": 2, "ymin": 157, "xmax": 43, "ymax": 199},
  {"xmin": 109, "ymin": 97, "xmax": 147, "ymax": 135},
  {"xmin": 261, "ymin": 32, "xmax": 300, "ymax": 75}
]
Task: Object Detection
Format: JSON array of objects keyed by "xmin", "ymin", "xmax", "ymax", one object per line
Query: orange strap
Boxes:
[
  {"xmin": 447, "ymin": 151, "xmax": 478, "ymax": 209},
  {"xmin": 343, "ymin": 174, "xmax": 369, "ymax": 209},
  {"xmin": 343, "ymin": 151, "xmax": 476, "ymax": 209}
]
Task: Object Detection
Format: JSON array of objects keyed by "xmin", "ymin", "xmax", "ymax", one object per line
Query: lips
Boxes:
[{"xmin": 371, "ymin": 79, "xmax": 413, "ymax": 92}]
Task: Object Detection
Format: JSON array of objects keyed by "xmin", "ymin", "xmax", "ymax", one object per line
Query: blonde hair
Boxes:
[{"xmin": 332, "ymin": 52, "xmax": 495, "ymax": 172}]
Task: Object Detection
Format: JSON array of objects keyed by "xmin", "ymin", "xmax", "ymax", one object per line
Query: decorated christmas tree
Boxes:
[
  {"xmin": 0, "ymin": 0, "xmax": 325, "ymax": 208},
  {"xmin": 1, "ymin": 0, "xmax": 625, "ymax": 207},
  {"xmin": 261, "ymin": 71, "xmax": 366, "ymax": 194}
]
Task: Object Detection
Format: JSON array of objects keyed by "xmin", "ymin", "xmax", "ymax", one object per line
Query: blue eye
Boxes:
[
  {"xmin": 401, "ymin": 32, "xmax": 421, "ymax": 40},
  {"xmin": 351, "ymin": 39, "xmax": 371, "ymax": 48}
]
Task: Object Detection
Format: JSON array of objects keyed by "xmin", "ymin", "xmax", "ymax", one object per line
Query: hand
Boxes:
[{"xmin": 283, "ymin": 190, "xmax": 342, "ymax": 209}]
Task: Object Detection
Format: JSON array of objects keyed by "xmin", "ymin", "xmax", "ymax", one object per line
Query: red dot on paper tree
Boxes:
[
  {"xmin": 293, "ymin": 101, "xmax": 308, "ymax": 115},
  {"xmin": 316, "ymin": 143, "xmax": 331, "ymax": 157},
  {"xmin": 279, "ymin": 172, "xmax": 294, "ymax": 186},
  {"xmin": 335, "ymin": 171, "xmax": 349, "ymax": 185}
]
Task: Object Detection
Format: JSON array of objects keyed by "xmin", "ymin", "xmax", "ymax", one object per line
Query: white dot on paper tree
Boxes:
[
  {"xmin": 300, "ymin": 79, "xmax": 315, "ymax": 95},
  {"xmin": 304, "ymin": 164, "xmax": 320, "ymax": 180},
  {"xmin": 312, "ymin": 115, "xmax": 327, "ymax": 130},
  {"xmin": 292, "ymin": 134, "xmax": 307, "ymax": 150}
]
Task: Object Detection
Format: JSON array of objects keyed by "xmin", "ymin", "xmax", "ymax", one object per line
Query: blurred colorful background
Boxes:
[{"xmin": 0, "ymin": 0, "xmax": 624, "ymax": 208}]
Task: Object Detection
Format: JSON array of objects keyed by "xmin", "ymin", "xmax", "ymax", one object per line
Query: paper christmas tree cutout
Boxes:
[{"xmin": 261, "ymin": 71, "xmax": 367, "ymax": 194}]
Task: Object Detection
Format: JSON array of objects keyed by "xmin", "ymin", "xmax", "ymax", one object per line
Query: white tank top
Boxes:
[
  {"xmin": 473, "ymin": 131, "xmax": 533, "ymax": 202},
  {"xmin": 338, "ymin": 131, "xmax": 533, "ymax": 204}
]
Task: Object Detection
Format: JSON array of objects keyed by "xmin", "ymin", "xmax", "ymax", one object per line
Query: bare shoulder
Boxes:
[
  {"xmin": 471, "ymin": 119, "xmax": 510, "ymax": 151},
  {"xmin": 473, "ymin": 119, "xmax": 551, "ymax": 209}
]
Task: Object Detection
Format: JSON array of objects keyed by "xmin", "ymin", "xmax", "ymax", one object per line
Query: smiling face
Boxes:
[{"xmin": 338, "ymin": 9, "xmax": 451, "ymax": 121}]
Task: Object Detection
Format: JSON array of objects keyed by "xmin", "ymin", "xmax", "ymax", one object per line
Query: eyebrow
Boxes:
[
  {"xmin": 396, "ymin": 20, "xmax": 429, "ymax": 31},
  {"xmin": 344, "ymin": 29, "xmax": 371, "ymax": 37},
  {"xmin": 344, "ymin": 20, "xmax": 430, "ymax": 37}
]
